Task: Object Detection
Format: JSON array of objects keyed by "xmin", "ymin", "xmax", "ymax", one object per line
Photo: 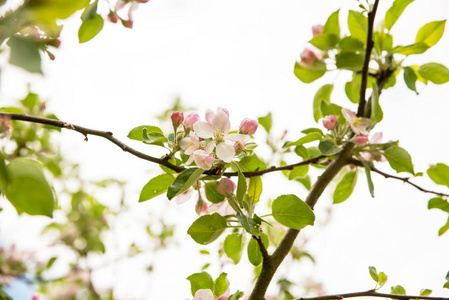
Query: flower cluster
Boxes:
[
  {"xmin": 107, "ymin": 0, "xmax": 150, "ymax": 28},
  {"xmin": 172, "ymin": 108, "xmax": 258, "ymax": 170}
]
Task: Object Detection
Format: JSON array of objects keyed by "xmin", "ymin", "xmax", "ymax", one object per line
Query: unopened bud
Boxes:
[
  {"xmin": 234, "ymin": 140, "xmax": 246, "ymax": 153},
  {"xmin": 300, "ymin": 48, "xmax": 317, "ymax": 65},
  {"xmin": 239, "ymin": 118, "xmax": 258, "ymax": 135},
  {"xmin": 312, "ymin": 24, "xmax": 324, "ymax": 36},
  {"xmin": 355, "ymin": 135, "xmax": 369, "ymax": 146},
  {"xmin": 215, "ymin": 178, "xmax": 236, "ymax": 197},
  {"xmin": 322, "ymin": 115, "xmax": 337, "ymax": 130},
  {"xmin": 171, "ymin": 111, "xmax": 184, "ymax": 129},
  {"xmin": 183, "ymin": 113, "xmax": 200, "ymax": 130}
]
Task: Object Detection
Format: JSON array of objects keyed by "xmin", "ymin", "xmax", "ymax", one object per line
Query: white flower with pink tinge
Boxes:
[
  {"xmin": 194, "ymin": 108, "xmax": 250, "ymax": 163},
  {"xmin": 341, "ymin": 108, "xmax": 371, "ymax": 135}
]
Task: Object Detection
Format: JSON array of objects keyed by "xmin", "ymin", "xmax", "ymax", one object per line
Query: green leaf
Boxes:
[
  {"xmin": 391, "ymin": 285, "xmax": 406, "ymax": 295},
  {"xmin": 187, "ymin": 272, "xmax": 214, "ymax": 296},
  {"xmin": 420, "ymin": 289, "xmax": 432, "ymax": 296},
  {"xmin": 403, "ymin": 66, "xmax": 418, "ymax": 94},
  {"xmin": 309, "ymin": 33, "xmax": 339, "ymax": 50},
  {"xmin": 205, "ymin": 181, "xmax": 225, "ymax": 204},
  {"xmin": 238, "ymin": 154, "xmax": 267, "ymax": 172},
  {"xmin": 272, "ymin": 194, "xmax": 315, "ymax": 230},
  {"xmin": 258, "ymin": 112, "xmax": 272, "ymax": 133},
  {"xmin": 385, "ymin": 0, "xmax": 414, "ymax": 31},
  {"xmin": 4, "ymin": 159, "xmax": 54, "ymax": 217},
  {"xmin": 187, "ymin": 213, "xmax": 228, "ymax": 245},
  {"xmin": 294, "ymin": 145, "xmax": 310, "ymax": 159},
  {"xmin": 339, "ymin": 37, "xmax": 364, "ymax": 52},
  {"xmin": 80, "ymin": 0, "xmax": 98, "ymax": 21},
  {"xmin": 285, "ymin": 132, "xmax": 322, "ymax": 147},
  {"xmin": 370, "ymin": 82, "xmax": 383, "ymax": 126},
  {"xmin": 348, "ymin": 10, "xmax": 368, "ymax": 43},
  {"xmin": 336, "ymin": 52, "xmax": 364, "ymax": 71},
  {"xmin": 247, "ymin": 176, "xmax": 262, "ymax": 205},
  {"xmin": 364, "ymin": 165, "xmax": 375, "ymax": 198},
  {"xmin": 79, "ymin": 15, "xmax": 104, "ymax": 43},
  {"xmin": 0, "ymin": 288, "xmax": 13, "ymax": 300},
  {"xmin": 301, "ymin": 128, "xmax": 324, "ymax": 135},
  {"xmin": 378, "ymin": 272, "xmax": 388, "ymax": 288},
  {"xmin": 167, "ymin": 168, "xmax": 204, "ymax": 200},
  {"xmin": 127, "ymin": 125, "xmax": 164, "ymax": 141},
  {"xmin": 288, "ymin": 165, "xmax": 309, "ymax": 180},
  {"xmin": 384, "ymin": 146, "xmax": 414, "ymax": 174},
  {"xmin": 333, "ymin": 170, "xmax": 358, "ymax": 204},
  {"xmin": 394, "ymin": 42, "xmax": 429, "ymax": 55},
  {"xmin": 416, "ymin": 20, "xmax": 446, "ymax": 47},
  {"xmin": 236, "ymin": 212, "xmax": 261, "ymax": 235},
  {"xmin": 214, "ymin": 273, "xmax": 230, "ymax": 297},
  {"xmin": 142, "ymin": 128, "xmax": 168, "ymax": 145},
  {"xmin": 6, "ymin": 36, "xmax": 42, "ymax": 73},
  {"xmin": 427, "ymin": 164, "xmax": 449, "ymax": 188},
  {"xmin": 224, "ymin": 233, "xmax": 244, "ymax": 264},
  {"xmin": 318, "ymin": 140, "xmax": 341, "ymax": 156},
  {"xmin": 324, "ymin": 10, "xmax": 340, "ymax": 37},
  {"xmin": 440, "ymin": 218, "xmax": 449, "ymax": 236},
  {"xmin": 428, "ymin": 197, "xmax": 449, "ymax": 213},
  {"xmin": 229, "ymin": 291, "xmax": 244, "ymax": 300},
  {"xmin": 247, "ymin": 234, "xmax": 269, "ymax": 266},
  {"xmin": 369, "ymin": 266, "xmax": 379, "ymax": 282},
  {"xmin": 418, "ymin": 63, "xmax": 449, "ymax": 84},
  {"xmin": 444, "ymin": 281, "xmax": 449, "ymax": 289},
  {"xmin": 139, "ymin": 174, "xmax": 175, "ymax": 202},
  {"xmin": 294, "ymin": 61, "xmax": 326, "ymax": 84},
  {"xmin": 296, "ymin": 176, "xmax": 312, "ymax": 190},
  {"xmin": 313, "ymin": 84, "xmax": 334, "ymax": 122}
]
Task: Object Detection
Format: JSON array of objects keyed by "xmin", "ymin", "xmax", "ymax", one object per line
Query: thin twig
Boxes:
[
  {"xmin": 349, "ymin": 158, "xmax": 449, "ymax": 198},
  {"xmin": 296, "ymin": 290, "xmax": 449, "ymax": 300},
  {"xmin": 253, "ymin": 235, "xmax": 270, "ymax": 263}
]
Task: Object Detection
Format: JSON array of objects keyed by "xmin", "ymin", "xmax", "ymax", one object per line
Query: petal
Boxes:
[
  {"xmin": 204, "ymin": 141, "xmax": 215, "ymax": 153},
  {"xmin": 212, "ymin": 110, "xmax": 231, "ymax": 133},
  {"xmin": 194, "ymin": 289, "xmax": 214, "ymax": 300},
  {"xmin": 341, "ymin": 108, "xmax": 355, "ymax": 123},
  {"xmin": 193, "ymin": 150, "xmax": 214, "ymax": 170},
  {"xmin": 371, "ymin": 132, "xmax": 383, "ymax": 144},
  {"xmin": 193, "ymin": 121, "xmax": 214, "ymax": 138},
  {"xmin": 226, "ymin": 133, "xmax": 250, "ymax": 142},
  {"xmin": 216, "ymin": 142, "xmax": 235, "ymax": 163},
  {"xmin": 205, "ymin": 109, "xmax": 215, "ymax": 125},
  {"xmin": 217, "ymin": 107, "xmax": 229, "ymax": 117},
  {"xmin": 179, "ymin": 137, "xmax": 191, "ymax": 151},
  {"xmin": 174, "ymin": 189, "xmax": 193, "ymax": 204}
]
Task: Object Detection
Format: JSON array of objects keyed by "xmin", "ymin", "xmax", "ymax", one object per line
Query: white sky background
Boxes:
[{"xmin": 1, "ymin": 0, "xmax": 449, "ymax": 299}]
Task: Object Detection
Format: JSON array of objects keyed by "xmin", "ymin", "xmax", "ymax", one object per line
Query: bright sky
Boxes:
[{"xmin": 1, "ymin": 0, "xmax": 449, "ymax": 299}]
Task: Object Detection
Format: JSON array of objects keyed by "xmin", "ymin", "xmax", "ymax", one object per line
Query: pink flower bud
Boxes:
[
  {"xmin": 171, "ymin": 111, "xmax": 184, "ymax": 129},
  {"xmin": 300, "ymin": 48, "xmax": 317, "ymax": 65},
  {"xmin": 239, "ymin": 118, "xmax": 258, "ymax": 135},
  {"xmin": 234, "ymin": 140, "xmax": 246, "ymax": 153},
  {"xmin": 215, "ymin": 178, "xmax": 236, "ymax": 197},
  {"xmin": 312, "ymin": 24, "xmax": 324, "ymax": 36},
  {"xmin": 108, "ymin": 11, "xmax": 119, "ymax": 23},
  {"xmin": 322, "ymin": 115, "xmax": 337, "ymax": 130},
  {"xmin": 183, "ymin": 113, "xmax": 200, "ymax": 130},
  {"xmin": 121, "ymin": 18, "xmax": 133, "ymax": 28},
  {"xmin": 355, "ymin": 135, "xmax": 369, "ymax": 146},
  {"xmin": 195, "ymin": 199, "xmax": 209, "ymax": 216}
]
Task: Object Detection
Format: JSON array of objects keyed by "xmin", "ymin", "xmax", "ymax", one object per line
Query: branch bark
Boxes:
[{"xmin": 296, "ymin": 290, "xmax": 449, "ymax": 300}]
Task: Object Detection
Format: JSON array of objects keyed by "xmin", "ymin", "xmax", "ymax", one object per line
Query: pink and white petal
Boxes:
[
  {"xmin": 212, "ymin": 110, "xmax": 231, "ymax": 133},
  {"xmin": 179, "ymin": 137, "xmax": 192, "ymax": 151},
  {"xmin": 194, "ymin": 121, "xmax": 214, "ymax": 138},
  {"xmin": 216, "ymin": 288, "xmax": 231, "ymax": 300},
  {"xmin": 209, "ymin": 201, "xmax": 236, "ymax": 216},
  {"xmin": 194, "ymin": 289, "xmax": 215, "ymax": 300},
  {"xmin": 204, "ymin": 141, "xmax": 216, "ymax": 153},
  {"xmin": 174, "ymin": 189, "xmax": 193, "ymax": 204},
  {"xmin": 216, "ymin": 143, "xmax": 235, "ymax": 163},
  {"xmin": 205, "ymin": 109, "xmax": 215, "ymax": 125},
  {"xmin": 371, "ymin": 132, "xmax": 383, "ymax": 144},
  {"xmin": 341, "ymin": 108, "xmax": 355, "ymax": 122},
  {"xmin": 218, "ymin": 107, "xmax": 229, "ymax": 117},
  {"xmin": 226, "ymin": 133, "xmax": 250, "ymax": 142},
  {"xmin": 193, "ymin": 150, "xmax": 214, "ymax": 169}
]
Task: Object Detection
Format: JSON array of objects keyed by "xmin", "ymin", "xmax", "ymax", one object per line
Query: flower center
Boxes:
[
  {"xmin": 353, "ymin": 117, "xmax": 362, "ymax": 125},
  {"xmin": 213, "ymin": 129, "xmax": 224, "ymax": 143}
]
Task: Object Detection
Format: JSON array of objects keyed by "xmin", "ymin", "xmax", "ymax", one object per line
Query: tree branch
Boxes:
[
  {"xmin": 295, "ymin": 290, "xmax": 449, "ymax": 300},
  {"xmin": 357, "ymin": 0, "xmax": 380, "ymax": 118},
  {"xmin": 253, "ymin": 235, "xmax": 270, "ymax": 263},
  {"xmin": 349, "ymin": 158, "xmax": 449, "ymax": 198},
  {"xmin": 0, "ymin": 112, "xmax": 326, "ymax": 178}
]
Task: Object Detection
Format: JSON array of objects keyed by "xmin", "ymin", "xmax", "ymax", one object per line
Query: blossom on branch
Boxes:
[{"xmin": 341, "ymin": 108, "xmax": 371, "ymax": 135}]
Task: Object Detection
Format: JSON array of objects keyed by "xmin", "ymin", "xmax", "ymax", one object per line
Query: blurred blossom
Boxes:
[
  {"xmin": 312, "ymin": 24, "xmax": 324, "ymax": 36},
  {"xmin": 322, "ymin": 114, "xmax": 337, "ymax": 130},
  {"xmin": 300, "ymin": 48, "xmax": 317, "ymax": 65}
]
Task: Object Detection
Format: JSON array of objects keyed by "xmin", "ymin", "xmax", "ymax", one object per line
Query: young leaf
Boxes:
[
  {"xmin": 418, "ymin": 63, "xmax": 449, "ymax": 84},
  {"xmin": 238, "ymin": 154, "xmax": 267, "ymax": 172},
  {"xmin": 333, "ymin": 170, "xmax": 358, "ymax": 204},
  {"xmin": 339, "ymin": 37, "xmax": 364, "ymax": 52},
  {"xmin": 336, "ymin": 52, "xmax": 364, "ymax": 71},
  {"xmin": 167, "ymin": 168, "xmax": 204, "ymax": 200},
  {"xmin": 187, "ymin": 213, "xmax": 228, "ymax": 245},
  {"xmin": 5, "ymin": 158, "xmax": 54, "ymax": 217},
  {"xmin": 6, "ymin": 36, "xmax": 42, "ymax": 74},
  {"xmin": 437, "ymin": 218, "xmax": 449, "ymax": 236},
  {"xmin": 224, "ymin": 233, "xmax": 244, "ymax": 264},
  {"xmin": 139, "ymin": 174, "xmax": 175, "ymax": 202},
  {"xmin": 127, "ymin": 125, "xmax": 164, "ymax": 141},
  {"xmin": 294, "ymin": 61, "xmax": 327, "ymax": 84},
  {"xmin": 385, "ymin": 0, "xmax": 414, "ymax": 31},
  {"xmin": 394, "ymin": 42, "xmax": 429, "ymax": 56},
  {"xmin": 403, "ymin": 66, "xmax": 418, "ymax": 94},
  {"xmin": 288, "ymin": 165, "xmax": 309, "ymax": 180},
  {"xmin": 369, "ymin": 266, "xmax": 379, "ymax": 282},
  {"xmin": 142, "ymin": 128, "xmax": 168, "ymax": 145},
  {"xmin": 313, "ymin": 84, "xmax": 334, "ymax": 122},
  {"xmin": 236, "ymin": 212, "xmax": 261, "ymax": 236},
  {"xmin": 428, "ymin": 197, "xmax": 449, "ymax": 213},
  {"xmin": 258, "ymin": 112, "xmax": 272, "ymax": 133},
  {"xmin": 247, "ymin": 176, "xmax": 262, "ymax": 205},
  {"xmin": 187, "ymin": 272, "xmax": 214, "ymax": 296},
  {"xmin": 348, "ymin": 10, "xmax": 368, "ymax": 43},
  {"xmin": 272, "ymin": 194, "xmax": 315, "ymax": 230},
  {"xmin": 318, "ymin": 140, "xmax": 341, "ymax": 156},
  {"xmin": 370, "ymin": 82, "xmax": 383, "ymax": 126},
  {"xmin": 247, "ymin": 234, "xmax": 269, "ymax": 266},
  {"xmin": 285, "ymin": 132, "xmax": 322, "ymax": 147},
  {"xmin": 79, "ymin": 15, "xmax": 104, "ymax": 43},
  {"xmin": 205, "ymin": 181, "xmax": 225, "ymax": 204},
  {"xmin": 428, "ymin": 163, "xmax": 449, "ymax": 188},
  {"xmin": 391, "ymin": 285, "xmax": 406, "ymax": 295},
  {"xmin": 214, "ymin": 273, "xmax": 230, "ymax": 298},
  {"xmin": 364, "ymin": 165, "xmax": 375, "ymax": 198},
  {"xmin": 324, "ymin": 10, "xmax": 340, "ymax": 37},
  {"xmin": 294, "ymin": 145, "xmax": 310, "ymax": 159},
  {"xmin": 236, "ymin": 167, "xmax": 247, "ymax": 206},
  {"xmin": 378, "ymin": 272, "xmax": 388, "ymax": 288},
  {"xmin": 309, "ymin": 33, "xmax": 339, "ymax": 50},
  {"xmin": 420, "ymin": 289, "xmax": 432, "ymax": 296},
  {"xmin": 383, "ymin": 146, "xmax": 414, "ymax": 174},
  {"xmin": 416, "ymin": 20, "xmax": 446, "ymax": 48}
]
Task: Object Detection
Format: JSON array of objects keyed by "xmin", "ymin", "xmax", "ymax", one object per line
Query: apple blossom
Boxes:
[
  {"xmin": 194, "ymin": 289, "xmax": 214, "ymax": 300},
  {"xmin": 300, "ymin": 48, "xmax": 317, "ymax": 65},
  {"xmin": 171, "ymin": 111, "xmax": 184, "ymax": 129},
  {"xmin": 180, "ymin": 134, "xmax": 214, "ymax": 166},
  {"xmin": 322, "ymin": 114, "xmax": 337, "ymax": 130},
  {"xmin": 184, "ymin": 113, "xmax": 200, "ymax": 130},
  {"xmin": 239, "ymin": 118, "xmax": 258, "ymax": 135},
  {"xmin": 341, "ymin": 108, "xmax": 371, "ymax": 135},
  {"xmin": 312, "ymin": 24, "xmax": 324, "ymax": 36},
  {"xmin": 216, "ymin": 178, "xmax": 236, "ymax": 197},
  {"xmin": 192, "ymin": 150, "xmax": 214, "ymax": 170},
  {"xmin": 233, "ymin": 140, "xmax": 246, "ymax": 153},
  {"xmin": 355, "ymin": 135, "xmax": 369, "ymax": 146},
  {"xmin": 195, "ymin": 199, "xmax": 209, "ymax": 215}
]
